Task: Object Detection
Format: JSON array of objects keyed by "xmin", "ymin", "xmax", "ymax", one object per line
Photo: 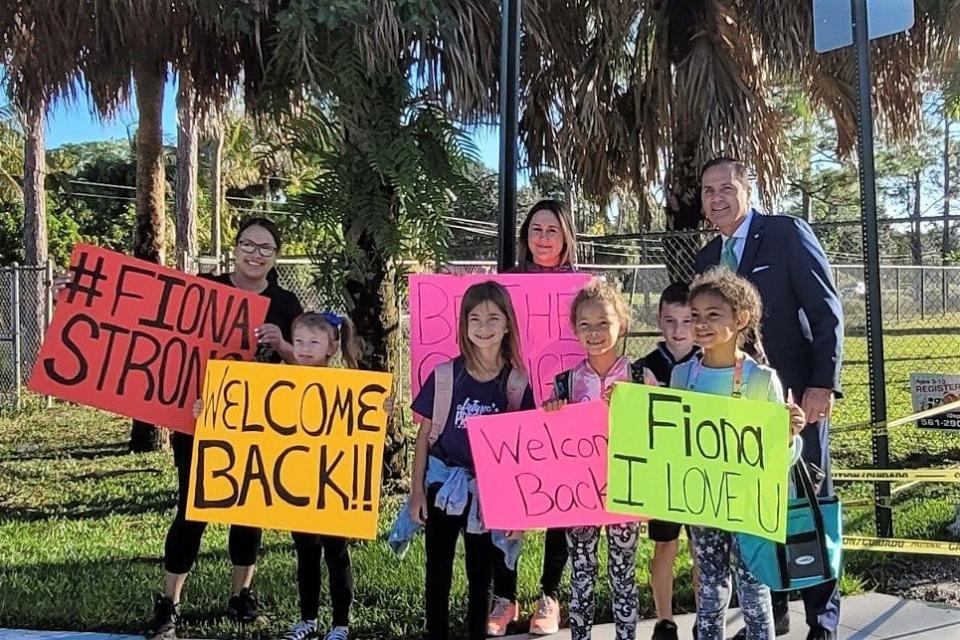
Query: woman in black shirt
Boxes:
[{"xmin": 149, "ymin": 218, "xmax": 304, "ymax": 640}]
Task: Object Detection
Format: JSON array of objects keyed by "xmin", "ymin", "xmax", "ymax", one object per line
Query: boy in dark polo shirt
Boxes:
[{"xmin": 633, "ymin": 283, "xmax": 700, "ymax": 640}]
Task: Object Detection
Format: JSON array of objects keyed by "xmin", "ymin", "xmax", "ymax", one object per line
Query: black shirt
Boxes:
[
  {"xmin": 202, "ymin": 272, "xmax": 304, "ymax": 363},
  {"xmin": 634, "ymin": 341, "xmax": 701, "ymax": 386}
]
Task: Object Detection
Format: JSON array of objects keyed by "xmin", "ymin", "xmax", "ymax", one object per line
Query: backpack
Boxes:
[
  {"xmin": 427, "ymin": 359, "xmax": 530, "ymax": 446},
  {"xmin": 553, "ymin": 362, "xmax": 645, "ymax": 402}
]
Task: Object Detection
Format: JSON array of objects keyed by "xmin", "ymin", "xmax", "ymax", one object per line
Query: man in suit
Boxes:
[{"xmin": 693, "ymin": 157, "xmax": 843, "ymax": 640}]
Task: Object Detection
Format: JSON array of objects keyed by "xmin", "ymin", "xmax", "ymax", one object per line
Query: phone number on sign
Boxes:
[{"xmin": 921, "ymin": 416, "xmax": 960, "ymax": 428}]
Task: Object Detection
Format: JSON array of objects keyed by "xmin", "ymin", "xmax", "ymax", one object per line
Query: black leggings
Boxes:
[
  {"xmin": 493, "ymin": 527, "xmax": 568, "ymax": 601},
  {"xmin": 163, "ymin": 431, "xmax": 262, "ymax": 574},
  {"xmin": 292, "ymin": 533, "xmax": 353, "ymax": 625},
  {"xmin": 425, "ymin": 483, "xmax": 494, "ymax": 640}
]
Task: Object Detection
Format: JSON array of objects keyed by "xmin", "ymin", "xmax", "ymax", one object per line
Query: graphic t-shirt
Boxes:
[{"xmin": 412, "ymin": 357, "xmax": 535, "ymax": 470}]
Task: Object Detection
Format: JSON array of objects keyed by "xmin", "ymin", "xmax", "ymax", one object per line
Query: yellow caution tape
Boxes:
[
  {"xmin": 831, "ymin": 397, "xmax": 960, "ymax": 434},
  {"xmin": 843, "ymin": 536, "xmax": 960, "ymax": 556},
  {"xmin": 833, "ymin": 468, "xmax": 960, "ymax": 482}
]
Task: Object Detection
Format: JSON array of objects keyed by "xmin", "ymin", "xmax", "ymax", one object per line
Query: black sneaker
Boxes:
[
  {"xmin": 147, "ymin": 594, "xmax": 179, "ymax": 640},
  {"xmin": 774, "ymin": 609, "xmax": 791, "ymax": 636},
  {"xmin": 228, "ymin": 587, "xmax": 266, "ymax": 624},
  {"xmin": 652, "ymin": 619, "xmax": 679, "ymax": 640}
]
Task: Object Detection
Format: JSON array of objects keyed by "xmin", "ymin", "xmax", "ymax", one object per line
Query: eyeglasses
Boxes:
[{"xmin": 237, "ymin": 239, "xmax": 277, "ymax": 258}]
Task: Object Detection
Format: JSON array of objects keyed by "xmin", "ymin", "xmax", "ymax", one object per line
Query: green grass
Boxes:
[
  {"xmin": 3, "ymin": 325, "xmax": 960, "ymax": 637},
  {"xmin": 0, "ymin": 398, "xmax": 697, "ymax": 639}
]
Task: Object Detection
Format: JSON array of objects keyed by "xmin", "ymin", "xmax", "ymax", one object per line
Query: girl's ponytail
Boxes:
[
  {"xmin": 742, "ymin": 323, "xmax": 769, "ymax": 366},
  {"xmin": 338, "ymin": 315, "xmax": 361, "ymax": 370}
]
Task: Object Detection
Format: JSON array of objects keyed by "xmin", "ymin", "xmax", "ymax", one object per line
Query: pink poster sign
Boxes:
[
  {"xmin": 467, "ymin": 401, "xmax": 642, "ymax": 530},
  {"xmin": 408, "ymin": 273, "xmax": 590, "ymax": 405}
]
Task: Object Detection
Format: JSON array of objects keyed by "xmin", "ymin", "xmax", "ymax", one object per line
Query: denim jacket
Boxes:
[{"xmin": 388, "ymin": 455, "xmax": 522, "ymax": 568}]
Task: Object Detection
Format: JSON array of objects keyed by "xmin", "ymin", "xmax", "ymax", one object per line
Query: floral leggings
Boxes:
[
  {"xmin": 690, "ymin": 526, "xmax": 774, "ymax": 640},
  {"xmin": 566, "ymin": 523, "xmax": 640, "ymax": 640}
]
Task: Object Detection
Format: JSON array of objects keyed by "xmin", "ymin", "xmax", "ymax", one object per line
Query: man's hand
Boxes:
[{"xmin": 801, "ymin": 387, "xmax": 834, "ymax": 423}]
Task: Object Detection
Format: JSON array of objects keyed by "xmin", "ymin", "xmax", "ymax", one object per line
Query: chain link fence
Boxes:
[
  {"xmin": 6, "ymin": 217, "xmax": 960, "ymax": 435},
  {"xmin": 179, "ymin": 217, "xmax": 960, "ymax": 434},
  {"xmin": 0, "ymin": 262, "xmax": 53, "ymax": 410}
]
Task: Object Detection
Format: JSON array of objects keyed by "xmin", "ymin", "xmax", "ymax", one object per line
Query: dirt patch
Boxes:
[{"xmin": 864, "ymin": 556, "xmax": 960, "ymax": 607}]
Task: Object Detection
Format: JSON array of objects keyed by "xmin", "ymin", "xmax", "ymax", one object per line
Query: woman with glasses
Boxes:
[{"xmin": 149, "ymin": 217, "xmax": 304, "ymax": 640}]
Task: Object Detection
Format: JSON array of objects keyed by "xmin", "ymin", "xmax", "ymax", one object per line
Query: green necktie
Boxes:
[{"xmin": 721, "ymin": 236, "xmax": 739, "ymax": 272}]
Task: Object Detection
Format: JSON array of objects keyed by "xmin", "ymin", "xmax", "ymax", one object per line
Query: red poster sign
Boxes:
[{"xmin": 28, "ymin": 245, "xmax": 270, "ymax": 433}]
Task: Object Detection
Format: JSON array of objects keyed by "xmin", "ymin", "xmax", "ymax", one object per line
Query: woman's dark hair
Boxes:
[{"xmin": 237, "ymin": 216, "xmax": 282, "ymax": 250}]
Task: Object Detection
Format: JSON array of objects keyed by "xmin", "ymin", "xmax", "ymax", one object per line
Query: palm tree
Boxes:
[
  {"xmin": 0, "ymin": 104, "xmax": 22, "ymax": 202},
  {"xmin": 2, "ymin": 1, "xmax": 243, "ymax": 449},
  {"xmin": 203, "ymin": 0, "xmax": 501, "ymax": 476},
  {"xmin": 176, "ymin": 73, "xmax": 199, "ymax": 271},
  {"xmin": 519, "ymin": 0, "xmax": 957, "ymax": 278}
]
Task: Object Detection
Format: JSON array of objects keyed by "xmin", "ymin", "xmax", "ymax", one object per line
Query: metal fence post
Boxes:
[
  {"xmin": 11, "ymin": 262, "xmax": 21, "ymax": 411},
  {"xmin": 920, "ymin": 268, "xmax": 925, "ymax": 320},
  {"xmin": 44, "ymin": 259, "xmax": 54, "ymax": 409},
  {"xmin": 895, "ymin": 267, "xmax": 900, "ymax": 325},
  {"xmin": 942, "ymin": 265, "xmax": 947, "ymax": 315}
]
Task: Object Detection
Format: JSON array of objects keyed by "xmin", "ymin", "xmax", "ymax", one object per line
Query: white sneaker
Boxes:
[
  {"xmin": 282, "ymin": 620, "xmax": 317, "ymax": 640},
  {"xmin": 323, "ymin": 626, "xmax": 349, "ymax": 640}
]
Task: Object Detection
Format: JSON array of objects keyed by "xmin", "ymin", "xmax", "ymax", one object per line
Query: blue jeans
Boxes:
[{"xmin": 691, "ymin": 526, "xmax": 774, "ymax": 640}]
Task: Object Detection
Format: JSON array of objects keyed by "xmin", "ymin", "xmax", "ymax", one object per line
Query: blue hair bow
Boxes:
[{"xmin": 321, "ymin": 311, "xmax": 343, "ymax": 328}]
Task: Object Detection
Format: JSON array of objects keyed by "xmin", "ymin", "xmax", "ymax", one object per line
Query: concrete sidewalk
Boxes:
[
  {"xmin": 3, "ymin": 593, "xmax": 959, "ymax": 639},
  {"xmin": 502, "ymin": 593, "xmax": 960, "ymax": 639},
  {"xmin": 0, "ymin": 632, "xmax": 142, "ymax": 640}
]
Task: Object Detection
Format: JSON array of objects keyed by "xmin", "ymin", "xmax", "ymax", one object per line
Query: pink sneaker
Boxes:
[
  {"xmin": 529, "ymin": 595, "xmax": 560, "ymax": 635},
  {"xmin": 486, "ymin": 596, "xmax": 518, "ymax": 637}
]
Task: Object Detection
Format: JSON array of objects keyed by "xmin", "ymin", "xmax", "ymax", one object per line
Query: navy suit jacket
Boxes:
[{"xmin": 694, "ymin": 211, "xmax": 844, "ymax": 397}]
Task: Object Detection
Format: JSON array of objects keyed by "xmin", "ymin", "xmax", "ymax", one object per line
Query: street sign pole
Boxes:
[
  {"xmin": 851, "ymin": 0, "xmax": 892, "ymax": 537},
  {"xmin": 497, "ymin": 0, "xmax": 521, "ymax": 272}
]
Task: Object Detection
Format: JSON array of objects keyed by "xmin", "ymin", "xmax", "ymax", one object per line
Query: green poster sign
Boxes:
[{"xmin": 607, "ymin": 383, "xmax": 791, "ymax": 542}]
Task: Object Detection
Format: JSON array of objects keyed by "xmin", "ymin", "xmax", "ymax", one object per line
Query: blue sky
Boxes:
[{"xmin": 45, "ymin": 78, "xmax": 503, "ymax": 169}]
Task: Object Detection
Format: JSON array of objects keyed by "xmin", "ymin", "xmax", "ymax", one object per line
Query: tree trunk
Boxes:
[
  {"xmin": 911, "ymin": 169, "xmax": 923, "ymax": 266},
  {"xmin": 335, "ymin": 76, "xmax": 407, "ymax": 481},
  {"xmin": 176, "ymin": 73, "xmax": 199, "ymax": 271},
  {"xmin": 944, "ymin": 109, "xmax": 952, "ymax": 261},
  {"xmin": 663, "ymin": 134, "xmax": 704, "ymax": 283},
  {"xmin": 210, "ymin": 125, "xmax": 225, "ymax": 273},
  {"xmin": 130, "ymin": 63, "xmax": 168, "ymax": 453},
  {"xmin": 175, "ymin": 75, "xmax": 199, "ymax": 272},
  {"xmin": 341, "ymin": 154, "xmax": 405, "ymax": 480},
  {"xmin": 344, "ymin": 229, "xmax": 403, "ymax": 476},
  {"xmin": 21, "ymin": 103, "xmax": 48, "ymax": 376},
  {"xmin": 661, "ymin": 1, "xmax": 711, "ymax": 282}
]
